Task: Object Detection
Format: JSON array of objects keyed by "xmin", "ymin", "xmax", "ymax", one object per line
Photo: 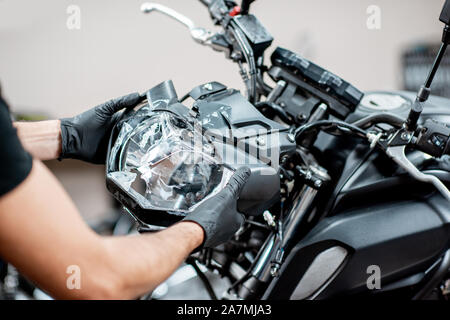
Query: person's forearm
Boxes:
[
  {"xmin": 0, "ymin": 160, "xmax": 204, "ymax": 300},
  {"xmin": 102, "ymin": 222, "xmax": 204, "ymax": 299},
  {"xmin": 14, "ymin": 120, "xmax": 61, "ymax": 160}
]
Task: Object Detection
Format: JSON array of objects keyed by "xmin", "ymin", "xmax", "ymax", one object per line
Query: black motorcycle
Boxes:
[
  {"xmin": 6, "ymin": 0, "xmax": 448, "ymax": 300},
  {"xmin": 104, "ymin": 0, "xmax": 450, "ymax": 300}
]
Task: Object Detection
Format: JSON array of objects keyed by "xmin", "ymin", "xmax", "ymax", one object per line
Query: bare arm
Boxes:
[
  {"xmin": 14, "ymin": 120, "xmax": 62, "ymax": 161},
  {"xmin": 0, "ymin": 160, "xmax": 204, "ymax": 299},
  {"xmin": 13, "ymin": 93, "xmax": 143, "ymax": 164}
]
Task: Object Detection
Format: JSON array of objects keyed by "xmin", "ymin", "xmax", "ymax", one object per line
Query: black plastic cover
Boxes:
[
  {"xmin": 233, "ymin": 14, "xmax": 273, "ymax": 57},
  {"xmin": 271, "ymin": 47, "xmax": 363, "ymax": 110},
  {"xmin": 194, "ymin": 87, "xmax": 296, "ymax": 215},
  {"xmin": 145, "ymin": 80, "xmax": 179, "ymax": 109},
  {"xmin": 264, "ymin": 193, "xmax": 450, "ymax": 299},
  {"xmin": 440, "ymin": 0, "xmax": 450, "ymax": 25},
  {"xmin": 189, "ymin": 82, "xmax": 227, "ymax": 100}
]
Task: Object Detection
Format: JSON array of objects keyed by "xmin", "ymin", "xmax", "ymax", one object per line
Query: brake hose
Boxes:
[
  {"xmin": 228, "ymin": 20, "xmax": 257, "ymax": 103},
  {"xmin": 351, "ymin": 113, "xmax": 405, "ymax": 130},
  {"xmin": 295, "ymin": 120, "xmax": 369, "ymax": 144},
  {"xmin": 186, "ymin": 258, "xmax": 218, "ymax": 300}
]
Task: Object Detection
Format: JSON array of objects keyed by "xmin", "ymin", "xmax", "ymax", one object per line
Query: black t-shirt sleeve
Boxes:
[{"xmin": 0, "ymin": 96, "xmax": 32, "ymax": 197}]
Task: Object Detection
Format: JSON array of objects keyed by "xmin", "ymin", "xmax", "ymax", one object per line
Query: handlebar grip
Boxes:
[{"xmin": 415, "ymin": 119, "xmax": 450, "ymax": 158}]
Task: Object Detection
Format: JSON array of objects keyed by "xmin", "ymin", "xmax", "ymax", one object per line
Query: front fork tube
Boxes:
[{"xmin": 238, "ymin": 186, "xmax": 318, "ymax": 299}]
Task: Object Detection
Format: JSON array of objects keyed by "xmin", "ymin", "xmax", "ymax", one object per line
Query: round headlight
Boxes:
[{"xmin": 107, "ymin": 106, "xmax": 233, "ymax": 217}]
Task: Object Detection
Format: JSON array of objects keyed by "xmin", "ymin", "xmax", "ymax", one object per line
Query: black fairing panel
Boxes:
[{"xmin": 264, "ymin": 193, "xmax": 450, "ymax": 299}]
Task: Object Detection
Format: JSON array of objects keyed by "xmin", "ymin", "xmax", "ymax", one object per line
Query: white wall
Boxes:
[{"xmin": 0, "ymin": 0, "xmax": 444, "ymax": 117}]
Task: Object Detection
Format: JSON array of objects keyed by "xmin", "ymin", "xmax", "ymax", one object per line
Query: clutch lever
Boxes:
[
  {"xmin": 377, "ymin": 129, "xmax": 450, "ymax": 202},
  {"xmin": 386, "ymin": 145, "xmax": 450, "ymax": 201}
]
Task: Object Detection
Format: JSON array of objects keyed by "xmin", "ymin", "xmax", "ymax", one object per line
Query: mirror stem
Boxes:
[{"xmin": 406, "ymin": 25, "xmax": 450, "ymax": 131}]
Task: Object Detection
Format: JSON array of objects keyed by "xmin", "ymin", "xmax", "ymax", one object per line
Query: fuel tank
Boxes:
[
  {"xmin": 263, "ymin": 91, "xmax": 450, "ymax": 299},
  {"xmin": 348, "ymin": 90, "xmax": 450, "ymax": 124}
]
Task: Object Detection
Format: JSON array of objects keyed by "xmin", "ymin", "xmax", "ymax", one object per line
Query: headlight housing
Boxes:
[{"xmin": 106, "ymin": 102, "xmax": 233, "ymax": 229}]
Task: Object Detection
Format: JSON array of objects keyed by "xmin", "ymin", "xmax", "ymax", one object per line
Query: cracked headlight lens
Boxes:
[{"xmin": 107, "ymin": 106, "xmax": 233, "ymax": 214}]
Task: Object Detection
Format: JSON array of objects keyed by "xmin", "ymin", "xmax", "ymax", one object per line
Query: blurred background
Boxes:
[{"xmin": 0, "ymin": 0, "xmax": 447, "ymax": 232}]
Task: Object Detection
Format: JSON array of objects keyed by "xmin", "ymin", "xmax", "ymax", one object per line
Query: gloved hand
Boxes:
[
  {"xmin": 183, "ymin": 167, "xmax": 251, "ymax": 248},
  {"xmin": 59, "ymin": 93, "xmax": 143, "ymax": 164}
]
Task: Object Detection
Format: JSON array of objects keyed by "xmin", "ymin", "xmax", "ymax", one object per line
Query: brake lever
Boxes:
[
  {"xmin": 378, "ymin": 129, "xmax": 450, "ymax": 202},
  {"xmin": 386, "ymin": 145, "xmax": 450, "ymax": 201},
  {"xmin": 140, "ymin": 2, "xmax": 214, "ymax": 45}
]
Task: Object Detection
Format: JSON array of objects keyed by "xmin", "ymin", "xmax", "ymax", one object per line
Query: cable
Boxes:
[
  {"xmin": 227, "ymin": 234, "xmax": 270, "ymax": 295},
  {"xmin": 186, "ymin": 258, "xmax": 218, "ymax": 300},
  {"xmin": 295, "ymin": 120, "xmax": 368, "ymax": 144},
  {"xmin": 255, "ymin": 101, "xmax": 291, "ymax": 124},
  {"xmin": 351, "ymin": 113, "xmax": 404, "ymax": 130},
  {"xmin": 229, "ymin": 20, "xmax": 257, "ymax": 103}
]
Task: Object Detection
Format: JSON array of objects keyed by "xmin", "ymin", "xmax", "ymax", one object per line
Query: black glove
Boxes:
[
  {"xmin": 59, "ymin": 93, "xmax": 143, "ymax": 164},
  {"xmin": 183, "ymin": 167, "xmax": 251, "ymax": 248}
]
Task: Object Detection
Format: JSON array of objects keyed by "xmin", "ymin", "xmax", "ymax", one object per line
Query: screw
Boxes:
[{"xmin": 401, "ymin": 132, "xmax": 411, "ymax": 141}]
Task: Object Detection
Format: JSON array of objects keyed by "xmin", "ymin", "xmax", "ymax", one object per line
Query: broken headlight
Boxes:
[{"xmin": 106, "ymin": 103, "xmax": 233, "ymax": 229}]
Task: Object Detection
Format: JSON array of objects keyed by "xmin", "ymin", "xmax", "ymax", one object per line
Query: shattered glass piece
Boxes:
[{"xmin": 108, "ymin": 171, "xmax": 136, "ymax": 191}]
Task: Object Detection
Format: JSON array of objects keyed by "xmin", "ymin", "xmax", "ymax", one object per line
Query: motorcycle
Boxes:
[
  {"xmin": 104, "ymin": 0, "xmax": 450, "ymax": 300},
  {"xmin": 12, "ymin": 0, "xmax": 449, "ymax": 301}
]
